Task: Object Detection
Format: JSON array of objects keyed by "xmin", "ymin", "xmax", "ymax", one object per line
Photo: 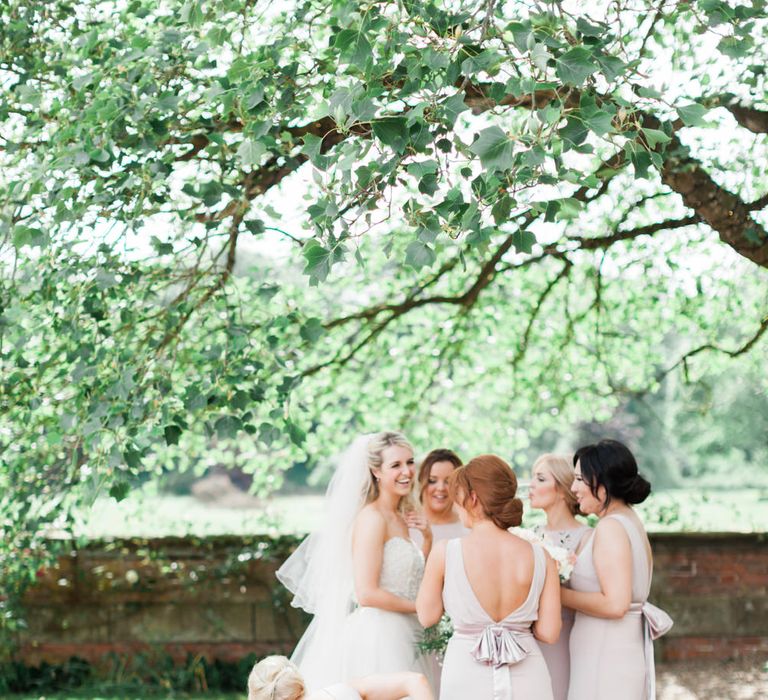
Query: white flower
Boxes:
[
  {"xmin": 508, "ymin": 526, "xmax": 542, "ymax": 544},
  {"xmin": 509, "ymin": 527, "xmax": 574, "ymax": 582}
]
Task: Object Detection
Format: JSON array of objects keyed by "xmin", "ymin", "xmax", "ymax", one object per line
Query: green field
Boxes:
[
  {"xmin": 65, "ymin": 487, "xmax": 768, "ymax": 539},
  {"xmin": 10, "ymin": 695, "xmax": 240, "ymax": 700}
]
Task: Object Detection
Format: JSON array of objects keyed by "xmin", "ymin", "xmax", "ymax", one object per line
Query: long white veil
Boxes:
[{"xmin": 276, "ymin": 433, "xmax": 373, "ymax": 690}]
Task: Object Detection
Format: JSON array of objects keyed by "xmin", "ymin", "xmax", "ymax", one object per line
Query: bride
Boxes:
[{"xmin": 277, "ymin": 432, "xmax": 436, "ymax": 692}]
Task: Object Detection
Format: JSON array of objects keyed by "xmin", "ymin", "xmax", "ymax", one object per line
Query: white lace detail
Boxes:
[{"xmin": 379, "ymin": 537, "xmax": 424, "ymax": 601}]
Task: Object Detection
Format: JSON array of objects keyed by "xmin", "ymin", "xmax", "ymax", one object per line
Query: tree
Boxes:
[{"xmin": 1, "ymin": 0, "xmax": 767, "ymax": 640}]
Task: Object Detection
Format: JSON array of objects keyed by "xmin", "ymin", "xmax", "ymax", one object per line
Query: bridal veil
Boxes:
[{"xmin": 276, "ymin": 433, "xmax": 373, "ymax": 690}]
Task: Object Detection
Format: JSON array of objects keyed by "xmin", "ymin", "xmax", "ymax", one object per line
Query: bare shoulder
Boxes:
[
  {"xmin": 353, "ymin": 504, "xmax": 387, "ymax": 537},
  {"xmin": 593, "ymin": 517, "xmax": 631, "ymax": 550}
]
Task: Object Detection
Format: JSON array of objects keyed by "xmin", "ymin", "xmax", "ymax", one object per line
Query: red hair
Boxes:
[{"xmin": 448, "ymin": 454, "xmax": 523, "ymax": 529}]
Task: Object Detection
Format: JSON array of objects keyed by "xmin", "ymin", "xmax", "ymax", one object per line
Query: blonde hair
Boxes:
[
  {"xmin": 247, "ymin": 656, "xmax": 305, "ymax": 700},
  {"xmin": 532, "ymin": 453, "xmax": 579, "ymax": 515},
  {"xmin": 365, "ymin": 431, "xmax": 415, "ymax": 513}
]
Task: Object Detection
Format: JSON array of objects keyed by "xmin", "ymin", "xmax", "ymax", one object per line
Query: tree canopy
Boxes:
[{"xmin": 1, "ymin": 0, "xmax": 767, "ymax": 636}]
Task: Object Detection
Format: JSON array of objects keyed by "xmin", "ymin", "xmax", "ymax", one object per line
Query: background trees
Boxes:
[{"xmin": 1, "ymin": 0, "xmax": 767, "ymax": 632}]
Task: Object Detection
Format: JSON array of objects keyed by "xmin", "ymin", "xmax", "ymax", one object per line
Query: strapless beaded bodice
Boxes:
[{"xmin": 378, "ymin": 537, "xmax": 424, "ymax": 601}]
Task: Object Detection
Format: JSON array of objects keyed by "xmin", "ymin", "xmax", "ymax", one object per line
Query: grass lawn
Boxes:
[
  {"xmin": 11, "ymin": 696, "xmax": 240, "ymax": 700},
  {"xmin": 65, "ymin": 487, "xmax": 768, "ymax": 539}
]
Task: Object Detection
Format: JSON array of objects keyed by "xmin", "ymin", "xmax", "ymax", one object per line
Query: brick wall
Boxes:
[
  {"xmin": 650, "ymin": 533, "xmax": 768, "ymax": 661},
  {"xmin": 15, "ymin": 533, "xmax": 768, "ymax": 667}
]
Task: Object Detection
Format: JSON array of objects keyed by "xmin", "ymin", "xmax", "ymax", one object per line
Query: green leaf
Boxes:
[
  {"xmin": 300, "ymin": 318, "xmax": 325, "ymax": 343},
  {"xmin": 469, "ymin": 126, "xmax": 515, "ymax": 171},
  {"xmin": 180, "ymin": 1, "xmax": 204, "ymax": 26},
  {"xmin": 442, "ymin": 93, "xmax": 469, "ymax": 127},
  {"xmin": 12, "ymin": 226, "xmax": 46, "ymax": 249},
  {"xmin": 625, "ymin": 143, "xmax": 652, "ymax": 179},
  {"xmin": 405, "ymin": 240, "xmax": 436, "ymax": 270},
  {"xmin": 123, "ymin": 449, "xmax": 142, "ymax": 470},
  {"xmin": 596, "ymin": 54, "xmax": 626, "ymax": 82},
  {"xmin": 109, "ymin": 481, "xmax": 131, "ymax": 503},
  {"xmin": 641, "ymin": 128, "xmax": 671, "ymax": 149},
  {"xmin": 301, "ymin": 133, "xmax": 327, "ymax": 167},
  {"xmin": 164, "ymin": 425, "xmax": 182, "ymax": 446},
  {"xmin": 215, "ymin": 415, "xmax": 242, "ymax": 439},
  {"xmin": 558, "ymin": 117, "xmax": 588, "ymax": 147},
  {"xmin": 237, "ymin": 139, "xmax": 266, "ymax": 166},
  {"xmin": 334, "ymin": 29, "xmax": 358, "ymax": 51},
  {"xmin": 302, "ymin": 240, "xmax": 333, "ymax": 283},
  {"xmin": 677, "ymin": 103, "xmax": 708, "ymax": 127},
  {"xmin": 491, "ymin": 195, "xmax": 513, "ymax": 224},
  {"xmin": 586, "ymin": 111, "xmax": 614, "ymax": 137},
  {"xmin": 512, "ymin": 230, "xmax": 536, "ymax": 253},
  {"xmin": 530, "ymin": 43, "xmax": 552, "ymax": 72},
  {"xmin": 372, "ymin": 118, "xmax": 409, "ymax": 152},
  {"xmin": 407, "ymin": 160, "xmax": 439, "ymax": 178},
  {"xmin": 556, "ymin": 46, "xmax": 597, "ymax": 86},
  {"xmin": 576, "ymin": 18, "xmax": 605, "ymax": 37},
  {"xmin": 286, "ymin": 420, "xmax": 306, "ymax": 446}
]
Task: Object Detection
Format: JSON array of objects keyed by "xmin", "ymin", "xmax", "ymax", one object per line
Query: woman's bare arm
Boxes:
[
  {"xmin": 532, "ymin": 552, "xmax": 562, "ymax": 644},
  {"xmin": 350, "ymin": 671, "xmax": 433, "ymax": 700},
  {"xmin": 415, "ymin": 539, "xmax": 447, "ymax": 628},
  {"xmin": 560, "ymin": 518, "xmax": 633, "ymax": 619}
]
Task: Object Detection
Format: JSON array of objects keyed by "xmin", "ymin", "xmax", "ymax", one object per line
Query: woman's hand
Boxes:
[
  {"xmin": 405, "ymin": 511, "xmax": 432, "ymax": 539},
  {"xmin": 405, "ymin": 511, "xmax": 433, "ymax": 557}
]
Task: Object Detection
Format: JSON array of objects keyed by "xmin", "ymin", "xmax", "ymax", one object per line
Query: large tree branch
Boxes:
[
  {"xmin": 511, "ymin": 258, "xmax": 573, "ymax": 369},
  {"xmin": 635, "ymin": 112, "xmax": 768, "ymax": 267},
  {"xmin": 658, "ymin": 313, "xmax": 768, "ymax": 384},
  {"xmin": 722, "ymin": 99, "xmax": 768, "ymax": 134},
  {"xmin": 154, "ymin": 208, "xmax": 244, "ymax": 352}
]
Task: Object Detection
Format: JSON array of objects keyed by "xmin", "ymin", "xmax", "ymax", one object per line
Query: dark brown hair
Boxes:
[
  {"xmin": 417, "ymin": 448, "xmax": 463, "ymax": 503},
  {"xmin": 573, "ymin": 439, "xmax": 651, "ymax": 508},
  {"xmin": 448, "ymin": 454, "xmax": 523, "ymax": 529}
]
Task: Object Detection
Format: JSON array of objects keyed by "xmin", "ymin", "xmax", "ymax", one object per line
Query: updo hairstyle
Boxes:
[
  {"xmin": 365, "ymin": 431, "xmax": 416, "ymax": 513},
  {"xmin": 247, "ymin": 655, "xmax": 305, "ymax": 700},
  {"xmin": 417, "ymin": 448, "xmax": 463, "ymax": 503},
  {"xmin": 532, "ymin": 453, "xmax": 580, "ymax": 515},
  {"xmin": 448, "ymin": 454, "xmax": 523, "ymax": 529},
  {"xmin": 573, "ymin": 439, "xmax": 651, "ymax": 508}
]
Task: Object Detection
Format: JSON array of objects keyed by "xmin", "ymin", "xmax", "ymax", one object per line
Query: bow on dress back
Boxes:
[{"xmin": 441, "ymin": 538, "xmax": 553, "ymax": 700}]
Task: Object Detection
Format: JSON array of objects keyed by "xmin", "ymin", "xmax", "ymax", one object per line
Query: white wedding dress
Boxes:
[
  {"xmin": 342, "ymin": 536, "xmax": 434, "ymax": 682},
  {"xmin": 276, "ymin": 435, "xmax": 436, "ymax": 693}
]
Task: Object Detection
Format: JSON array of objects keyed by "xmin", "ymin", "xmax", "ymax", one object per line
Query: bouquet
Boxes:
[
  {"xmin": 509, "ymin": 527, "xmax": 575, "ymax": 583},
  {"xmin": 418, "ymin": 614, "xmax": 453, "ymax": 658}
]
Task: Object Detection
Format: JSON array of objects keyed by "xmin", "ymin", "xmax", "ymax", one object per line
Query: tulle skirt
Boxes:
[{"xmin": 342, "ymin": 606, "xmax": 437, "ymax": 688}]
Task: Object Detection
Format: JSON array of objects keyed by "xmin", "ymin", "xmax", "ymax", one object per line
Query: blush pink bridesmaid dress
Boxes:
[
  {"xmin": 567, "ymin": 513, "xmax": 672, "ymax": 700},
  {"xmin": 534, "ymin": 525, "xmax": 591, "ymax": 700},
  {"xmin": 440, "ymin": 538, "xmax": 554, "ymax": 700}
]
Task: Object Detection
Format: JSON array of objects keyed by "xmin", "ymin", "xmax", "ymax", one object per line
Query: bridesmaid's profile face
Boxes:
[
  {"xmin": 572, "ymin": 461, "xmax": 604, "ymax": 514},
  {"xmin": 374, "ymin": 444, "xmax": 415, "ymax": 499},
  {"xmin": 528, "ymin": 463, "xmax": 561, "ymax": 510},
  {"xmin": 424, "ymin": 460, "xmax": 455, "ymax": 516}
]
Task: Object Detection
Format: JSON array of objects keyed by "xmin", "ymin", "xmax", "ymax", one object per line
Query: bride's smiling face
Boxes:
[{"xmin": 373, "ymin": 444, "xmax": 415, "ymax": 498}]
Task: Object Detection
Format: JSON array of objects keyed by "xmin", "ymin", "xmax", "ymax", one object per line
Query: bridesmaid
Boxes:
[
  {"xmin": 247, "ymin": 655, "xmax": 434, "ymax": 700},
  {"xmin": 410, "ymin": 448, "xmax": 468, "ymax": 550},
  {"xmin": 417, "ymin": 455, "xmax": 561, "ymax": 700},
  {"xmin": 528, "ymin": 454, "xmax": 590, "ymax": 700},
  {"xmin": 562, "ymin": 439, "xmax": 672, "ymax": 700}
]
